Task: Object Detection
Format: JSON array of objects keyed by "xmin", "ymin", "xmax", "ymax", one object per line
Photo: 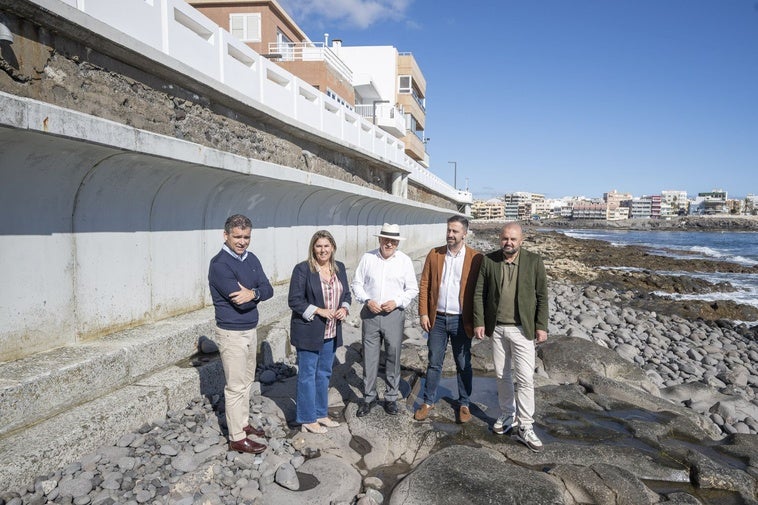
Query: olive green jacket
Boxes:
[{"xmin": 473, "ymin": 247, "xmax": 549, "ymax": 340}]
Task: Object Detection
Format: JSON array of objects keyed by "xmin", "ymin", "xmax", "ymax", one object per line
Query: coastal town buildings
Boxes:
[
  {"xmin": 189, "ymin": 0, "xmax": 429, "ymax": 167},
  {"xmin": 472, "ymin": 188, "xmax": 755, "ymax": 221}
]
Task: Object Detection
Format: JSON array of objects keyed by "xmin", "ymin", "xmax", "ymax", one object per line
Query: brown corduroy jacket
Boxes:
[{"xmin": 418, "ymin": 244, "xmax": 483, "ymax": 337}]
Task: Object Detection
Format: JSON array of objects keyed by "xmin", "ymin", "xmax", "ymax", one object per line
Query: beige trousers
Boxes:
[
  {"xmin": 215, "ymin": 326, "xmax": 257, "ymax": 442},
  {"xmin": 492, "ymin": 324, "xmax": 536, "ymax": 429}
]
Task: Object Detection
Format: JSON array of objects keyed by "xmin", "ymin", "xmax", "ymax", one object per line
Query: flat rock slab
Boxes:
[{"xmin": 389, "ymin": 445, "xmax": 565, "ymax": 505}]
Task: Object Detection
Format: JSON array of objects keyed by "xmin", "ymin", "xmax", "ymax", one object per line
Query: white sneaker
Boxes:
[
  {"xmin": 515, "ymin": 426, "xmax": 543, "ymax": 452},
  {"xmin": 493, "ymin": 414, "xmax": 514, "ymax": 435}
]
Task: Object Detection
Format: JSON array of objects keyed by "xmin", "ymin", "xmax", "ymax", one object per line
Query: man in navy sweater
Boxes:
[{"xmin": 208, "ymin": 214, "xmax": 274, "ymax": 454}]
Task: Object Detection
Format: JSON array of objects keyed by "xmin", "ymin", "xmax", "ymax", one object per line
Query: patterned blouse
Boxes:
[{"xmin": 321, "ymin": 273, "xmax": 344, "ymax": 340}]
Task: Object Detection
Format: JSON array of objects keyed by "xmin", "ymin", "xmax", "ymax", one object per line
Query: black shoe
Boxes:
[
  {"xmin": 356, "ymin": 400, "xmax": 376, "ymax": 417},
  {"xmin": 384, "ymin": 400, "xmax": 399, "ymax": 415}
]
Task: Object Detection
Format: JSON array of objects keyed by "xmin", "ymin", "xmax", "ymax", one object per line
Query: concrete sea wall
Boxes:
[{"xmin": 0, "ymin": 0, "xmax": 461, "ymax": 361}]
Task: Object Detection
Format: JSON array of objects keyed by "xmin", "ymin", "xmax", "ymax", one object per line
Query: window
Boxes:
[
  {"xmin": 326, "ymin": 89, "xmax": 353, "ymax": 111},
  {"xmin": 229, "ymin": 13, "xmax": 261, "ymax": 42},
  {"xmin": 398, "ymin": 75, "xmax": 412, "ymax": 94}
]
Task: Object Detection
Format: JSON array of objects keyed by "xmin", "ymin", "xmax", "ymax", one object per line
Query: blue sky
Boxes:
[{"xmin": 279, "ymin": 0, "xmax": 758, "ymax": 200}]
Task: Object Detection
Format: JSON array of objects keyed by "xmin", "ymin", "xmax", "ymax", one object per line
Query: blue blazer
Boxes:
[{"xmin": 288, "ymin": 260, "xmax": 352, "ymax": 351}]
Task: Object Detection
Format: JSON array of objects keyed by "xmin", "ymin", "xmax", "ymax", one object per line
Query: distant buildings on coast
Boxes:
[{"xmin": 472, "ymin": 190, "xmax": 758, "ymax": 221}]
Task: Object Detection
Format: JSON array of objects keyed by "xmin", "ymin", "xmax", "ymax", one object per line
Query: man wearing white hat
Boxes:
[{"xmin": 352, "ymin": 223, "xmax": 419, "ymax": 417}]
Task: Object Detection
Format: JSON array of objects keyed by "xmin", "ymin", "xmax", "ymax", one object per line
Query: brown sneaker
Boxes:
[
  {"xmin": 459, "ymin": 405, "xmax": 472, "ymax": 423},
  {"xmin": 414, "ymin": 403, "xmax": 434, "ymax": 421}
]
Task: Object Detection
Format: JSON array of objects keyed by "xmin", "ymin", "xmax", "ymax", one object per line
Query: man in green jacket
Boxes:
[{"xmin": 474, "ymin": 222, "xmax": 548, "ymax": 451}]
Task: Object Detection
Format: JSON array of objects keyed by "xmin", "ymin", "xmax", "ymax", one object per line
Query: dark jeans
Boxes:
[{"xmin": 422, "ymin": 314, "xmax": 472, "ymax": 406}]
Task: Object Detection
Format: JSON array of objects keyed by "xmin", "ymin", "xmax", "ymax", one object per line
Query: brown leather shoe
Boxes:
[
  {"xmin": 243, "ymin": 425, "xmax": 265, "ymax": 437},
  {"xmin": 459, "ymin": 405, "xmax": 472, "ymax": 423},
  {"xmin": 414, "ymin": 403, "xmax": 434, "ymax": 421},
  {"xmin": 229, "ymin": 438, "xmax": 266, "ymax": 454}
]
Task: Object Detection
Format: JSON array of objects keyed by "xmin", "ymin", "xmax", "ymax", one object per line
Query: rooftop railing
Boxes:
[{"xmin": 267, "ymin": 42, "xmax": 353, "ymax": 84}]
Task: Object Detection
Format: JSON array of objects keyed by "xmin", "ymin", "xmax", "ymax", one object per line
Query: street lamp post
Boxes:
[{"xmin": 448, "ymin": 161, "xmax": 457, "ymax": 189}]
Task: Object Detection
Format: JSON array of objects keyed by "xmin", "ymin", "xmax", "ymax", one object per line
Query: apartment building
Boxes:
[
  {"xmin": 691, "ymin": 190, "xmax": 728, "ymax": 215},
  {"xmin": 630, "ymin": 197, "xmax": 653, "ymax": 218},
  {"xmin": 190, "ymin": 0, "xmax": 428, "ymax": 166},
  {"xmin": 661, "ymin": 190, "xmax": 688, "ymax": 215},
  {"xmin": 531, "ymin": 200, "xmax": 553, "ymax": 219},
  {"xmin": 650, "ymin": 195, "xmax": 662, "ymax": 219},
  {"xmin": 603, "ymin": 189, "xmax": 632, "ymax": 208},
  {"xmin": 502, "ymin": 192, "xmax": 545, "ymax": 220},
  {"xmin": 745, "ymin": 194, "xmax": 758, "ymax": 215},
  {"xmin": 472, "ymin": 199, "xmax": 505, "ymax": 220},
  {"xmin": 607, "ymin": 206, "xmax": 630, "ymax": 220},
  {"xmin": 572, "ymin": 201, "xmax": 607, "ymax": 220},
  {"xmin": 336, "ymin": 45, "xmax": 428, "ymax": 166}
]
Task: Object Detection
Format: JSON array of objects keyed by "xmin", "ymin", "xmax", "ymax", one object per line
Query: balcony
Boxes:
[
  {"xmin": 267, "ymin": 42, "xmax": 352, "ymax": 84},
  {"xmin": 355, "ymin": 102, "xmax": 406, "ymax": 138}
]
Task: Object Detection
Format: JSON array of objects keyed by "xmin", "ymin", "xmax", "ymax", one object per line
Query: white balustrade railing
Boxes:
[
  {"xmin": 267, "ymin": 42, "xmax": 353, "ymax": 84},
  {"xmin": 38, "ymin": 0, "xmax": 470, "ymax": 204}
]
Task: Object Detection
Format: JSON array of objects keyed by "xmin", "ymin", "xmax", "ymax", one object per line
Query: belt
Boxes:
[
  {"xmin": 497, "ymin": 321, "xmax": 519, "ymax": 326},
  {"xmin": 436, "ymin": 312, "xmax": 461, "ymax": 317}
]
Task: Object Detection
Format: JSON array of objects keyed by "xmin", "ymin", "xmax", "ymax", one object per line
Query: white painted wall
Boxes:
[{"xmin": 338, "ymin": 45, "xmax": 399, "ymax": 103}]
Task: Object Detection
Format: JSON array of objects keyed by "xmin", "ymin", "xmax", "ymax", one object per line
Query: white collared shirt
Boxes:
[
  {"xmin": 222, "ymin": 243, "xmax": 248, "ymax": 262},
  {"xmin": 436, "ymin": 243, "xmax": 465, "ymax": 314},
  {"xmin": 352, "ymin": 248, "xmax": 419, "ymax": 308}
]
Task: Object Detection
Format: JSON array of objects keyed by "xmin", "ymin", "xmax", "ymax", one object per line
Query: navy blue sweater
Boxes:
[{"xmin": 208, "ymin": 249, "xmax": 274, "ymax": 330}]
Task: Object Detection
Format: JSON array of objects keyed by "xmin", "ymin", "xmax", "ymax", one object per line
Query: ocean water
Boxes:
[{"xmin": 558, "ymin": 229, "xmax": 758, "ymax": 310}]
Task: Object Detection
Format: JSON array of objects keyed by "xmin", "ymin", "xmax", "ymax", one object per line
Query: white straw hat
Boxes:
[{"xmin": 375, "ymin": 223, "xmax": 406, "ymax": 240}]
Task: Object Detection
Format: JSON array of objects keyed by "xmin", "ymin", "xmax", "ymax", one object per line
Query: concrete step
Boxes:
[
  {"xmin": 0, "ymin": 357, "xmax": 225, "ymax": 491},
  {"xmin": 0, "ymin": 308, "xmax": 216, "ymax": 438},
  {"xmin": 0, "ymin": 290, "xmax": 292, "ymax": 491}
]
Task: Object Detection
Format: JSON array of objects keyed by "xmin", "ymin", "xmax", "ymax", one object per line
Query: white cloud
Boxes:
[{"xmin": 279, "ymin": 0, "xmax": 413, "ymax": 29}]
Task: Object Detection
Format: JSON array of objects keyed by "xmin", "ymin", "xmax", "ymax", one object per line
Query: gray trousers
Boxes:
[{"xmin": 360, "ymin": 307, "xmax": 404, "ymax": 402}]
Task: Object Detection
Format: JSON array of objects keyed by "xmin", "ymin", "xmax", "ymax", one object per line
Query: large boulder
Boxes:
[{"xmin": 539, "ymin": 336, "xmax": 661, "ymax": 394}]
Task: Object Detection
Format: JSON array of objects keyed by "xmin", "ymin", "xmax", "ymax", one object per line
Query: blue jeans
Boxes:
[
  {"xmin": 295, "ymin": 338, "xmax": 337, "ymax": 424},
  {"xmin": 422, "ymin": 314, "xmax": 472, "ymax": 406}
]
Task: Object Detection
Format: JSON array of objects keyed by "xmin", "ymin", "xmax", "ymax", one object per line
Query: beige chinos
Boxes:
[{"xmin": 215, "ymin": 326, "xmax": 257, "ymax": 442}]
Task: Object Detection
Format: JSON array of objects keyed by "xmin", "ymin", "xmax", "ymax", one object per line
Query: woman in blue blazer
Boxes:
[{"xmin": 288, "ymin": 230, "xmax": 352, "ymax": 433}]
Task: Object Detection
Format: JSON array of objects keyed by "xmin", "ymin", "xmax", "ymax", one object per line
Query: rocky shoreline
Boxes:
[{"xmin": 2, "ymin": 225, "xmax": 757, "ymax": 505}]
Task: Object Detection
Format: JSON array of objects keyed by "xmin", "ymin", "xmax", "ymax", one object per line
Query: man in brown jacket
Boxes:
[{"xmin": 414, "ymin": 215, "xmax": 483, "ymax": 423}]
